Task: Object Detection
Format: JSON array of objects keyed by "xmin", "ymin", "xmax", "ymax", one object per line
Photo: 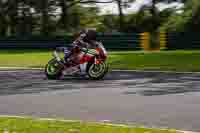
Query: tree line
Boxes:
[{"xmin": 0, "ymin": 0, "xmax": 198, "ymax": 37}]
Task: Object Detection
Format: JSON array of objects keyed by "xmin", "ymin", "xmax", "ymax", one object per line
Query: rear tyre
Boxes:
[
  {"xmin": 45, "ymin": 58, "xmax": 63, "ymax": 79},
  {"xmin": 87, "ymin": 61, "xmax": 108, "ymax": 80}
]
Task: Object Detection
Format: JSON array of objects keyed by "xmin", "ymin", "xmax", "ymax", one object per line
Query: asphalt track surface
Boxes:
[{"xmin": 0, "ymin": 70, "xmax": 200, "ymax": 132}]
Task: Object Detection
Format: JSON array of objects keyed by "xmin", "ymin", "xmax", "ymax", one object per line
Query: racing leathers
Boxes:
[{"xmin": 62, "ymin": 31, "xmax": 97, "ymax": 75}]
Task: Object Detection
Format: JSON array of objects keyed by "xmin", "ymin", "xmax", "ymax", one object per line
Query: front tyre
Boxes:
[
  {"xmin": 87, "ymin": 61, "xmax": 108, "ymax": 80},
  {"xmin": 45, "ymin": 58, "xmax": 63, "ymax": 79}
]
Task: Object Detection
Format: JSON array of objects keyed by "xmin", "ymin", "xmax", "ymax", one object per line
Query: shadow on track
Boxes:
[
  {"xmin": 1, "ymin": 70, "xmax": 200, "ymax": 96},
  {"xmin": 107, "ymin": 71, "xmax": 200, "ymax": 96}
]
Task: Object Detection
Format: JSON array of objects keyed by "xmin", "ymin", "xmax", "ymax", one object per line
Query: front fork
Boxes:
[
  {"xmin": 52, "ymin": 51, "xmax": 67, "ymax": 72},
  {"xmin": 53, "ymin": 51, "xmax": 67, "ymax": 66},
  {"xmin": 53, "ymin": 51, "xmax": 61, "ymax": 62}
]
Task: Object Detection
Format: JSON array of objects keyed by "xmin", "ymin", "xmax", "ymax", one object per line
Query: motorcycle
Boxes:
[{"xmin": 45, "ymin": 41, "xmax": 109, "ymax": 80}]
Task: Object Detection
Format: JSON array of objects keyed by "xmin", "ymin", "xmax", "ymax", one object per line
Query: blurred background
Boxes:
[
  {"xmin": 1, "ymin": 0, "xmax": 200, "ymax": 72},
  {"xmin": 0, "ymin": 0, "xmax": 188, "ymax": 36},
  {"xmin": 0, "ymin": 0, "xmax": 199, "ymax": 50}
]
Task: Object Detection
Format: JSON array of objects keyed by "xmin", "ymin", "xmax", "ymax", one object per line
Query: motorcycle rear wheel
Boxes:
[{"xmin": 87, "ymin": 61, "xmax": 108, "ymax": 80}]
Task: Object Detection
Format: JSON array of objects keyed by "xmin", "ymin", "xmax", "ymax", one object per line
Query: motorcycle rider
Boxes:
[{"xmin": 62, "ymin": 28, "xmax": 98, "ymax": 76}]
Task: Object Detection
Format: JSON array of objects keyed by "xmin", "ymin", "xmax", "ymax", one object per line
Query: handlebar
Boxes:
[{"xmin": 55, "ymin": 41, "xmax": 103, "ymax": 56}]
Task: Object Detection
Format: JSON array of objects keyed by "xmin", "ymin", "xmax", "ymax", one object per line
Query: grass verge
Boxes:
[
  {"xmin": 0, "ymin": 117, "xmax": 181, "ymax": 133},
  {"xmin": 0, "ymin": 50, "xmax": 200, "ymax": 72}
]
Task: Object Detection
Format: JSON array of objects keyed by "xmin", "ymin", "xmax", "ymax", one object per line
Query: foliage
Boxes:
[
  {"xmin": 160, "ymin": 0, "xmax": 200, "ymax": 32},
  {"xmin": 0, "ymin": 0, "xmax": 197, "ymax": 36}
]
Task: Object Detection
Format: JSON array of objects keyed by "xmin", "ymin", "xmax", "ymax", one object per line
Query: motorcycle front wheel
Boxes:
[
  {"xmin": 45, "ymin": 58, "xmax": 63, "ymax": 79},
  {"xmin": 87, "ymin": 61, "xmax": 108, "ymax": 80}
]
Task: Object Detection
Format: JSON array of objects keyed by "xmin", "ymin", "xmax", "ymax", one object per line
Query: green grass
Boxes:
[
  {"xmin": 0, "ymin": 50, "xmax": 51, "ymax": 68},
  {"xmin": 1, "ymin": 49, "xmax": 200, "ymax": 72},
  {"xmin": 109, "ymin": 50, "xmax": 200, "ymax": 72},
  {"xmin": 0, "ymin": 117, "xmax": 180, "ymax": 133}
]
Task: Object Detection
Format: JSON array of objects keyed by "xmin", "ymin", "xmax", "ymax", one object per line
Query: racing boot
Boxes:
[{"xmin": 80, "ymin": 62, "xmax": 87, "ymax": 77}]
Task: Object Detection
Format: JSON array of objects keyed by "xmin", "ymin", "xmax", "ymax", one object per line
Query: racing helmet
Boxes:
[{"xmin": 85, "ymin": 28, "xmax": 97, "ymax": 41}]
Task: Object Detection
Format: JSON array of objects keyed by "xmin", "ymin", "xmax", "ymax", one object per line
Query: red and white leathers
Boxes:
[{"xmin": 63, "ymin": 31, "xmax": 97, "ymax": 75}]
